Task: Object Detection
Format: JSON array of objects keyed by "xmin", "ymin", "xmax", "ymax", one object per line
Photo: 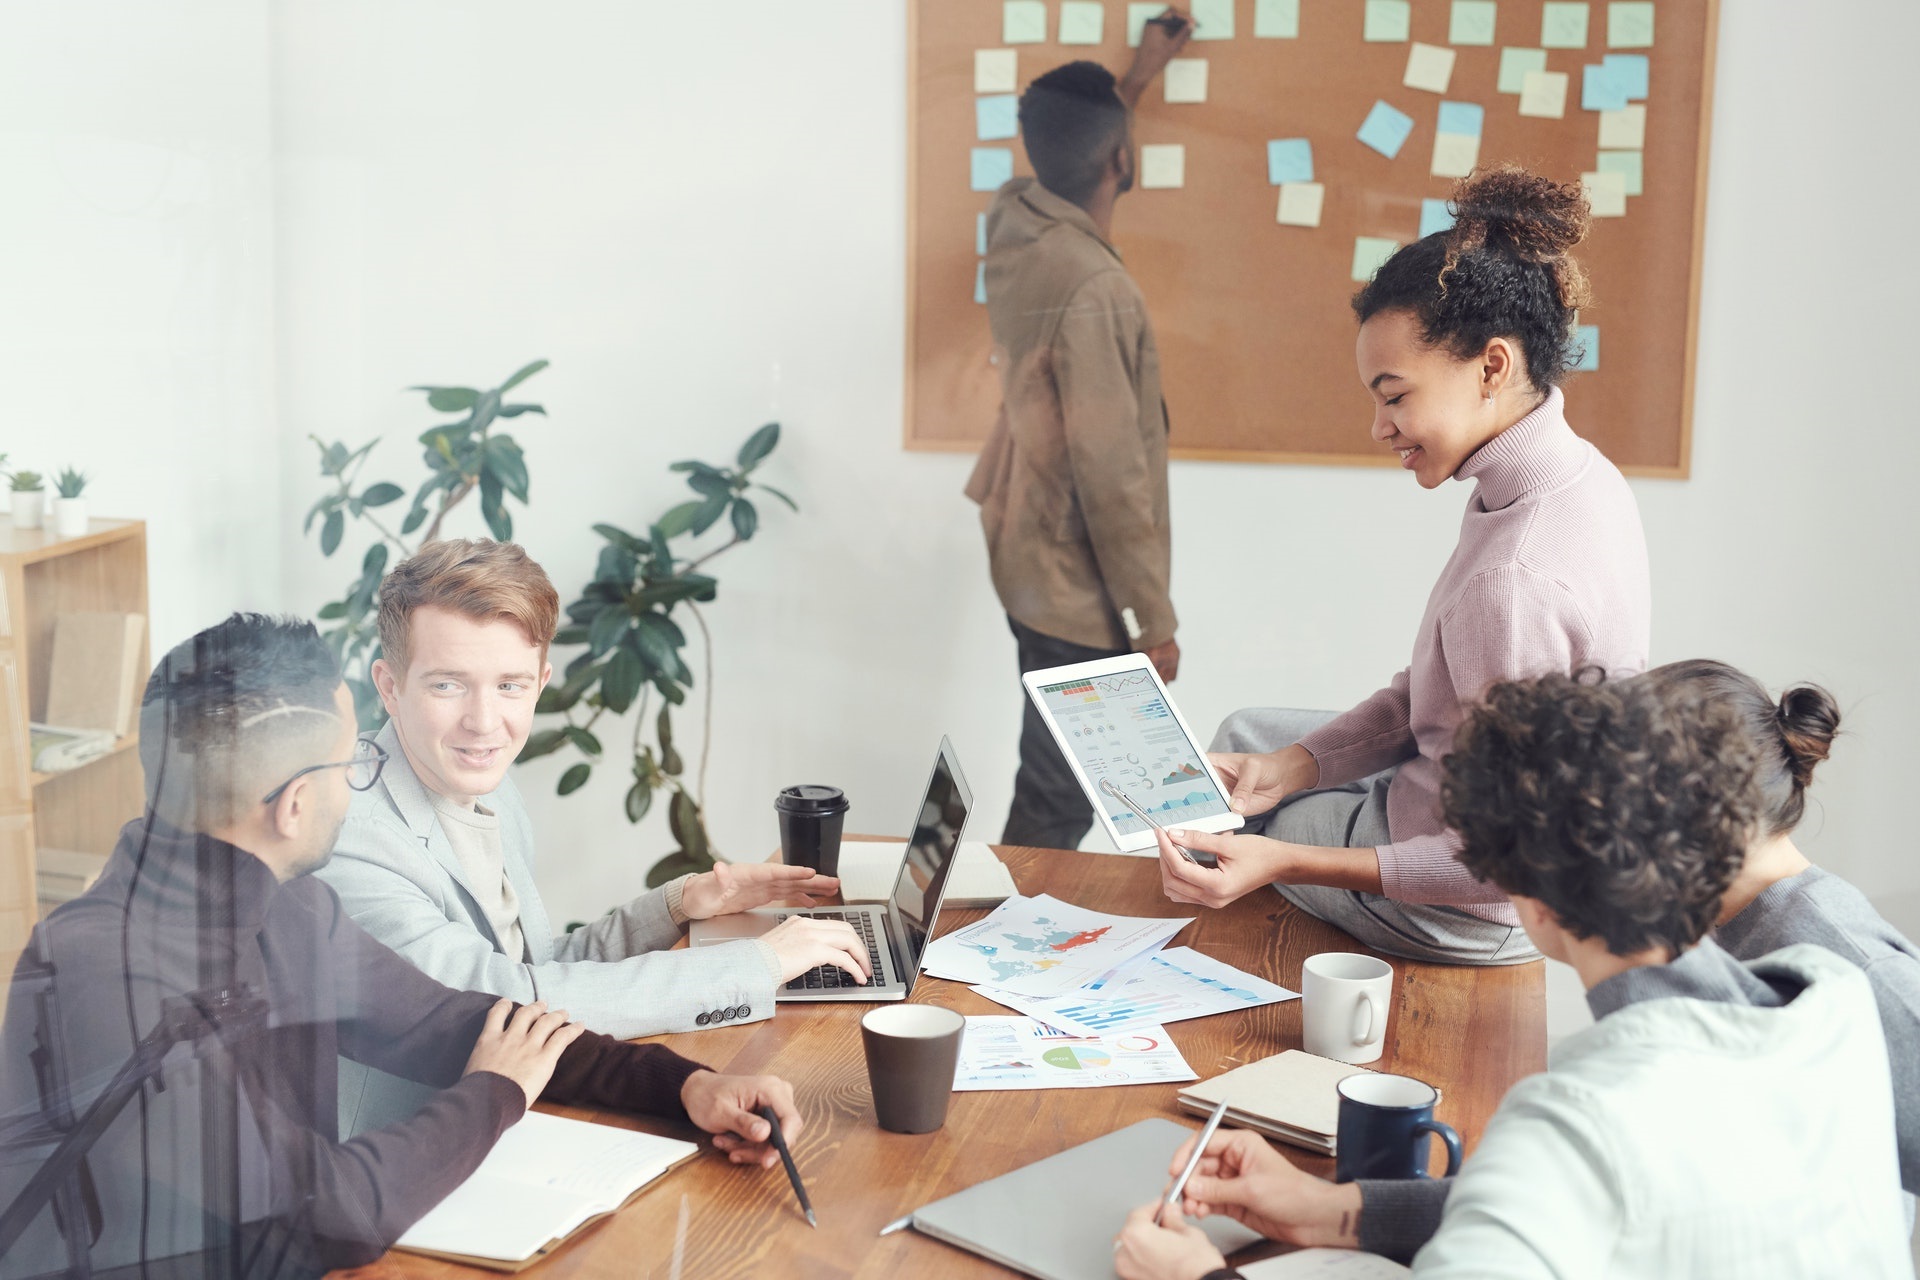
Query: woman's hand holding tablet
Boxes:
[{"xmin": 1207, "ymin": 744, "xmax": 1320, "ymax": 817}]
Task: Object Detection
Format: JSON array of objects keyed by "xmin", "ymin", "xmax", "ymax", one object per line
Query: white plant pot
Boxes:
[
  {"xmin": 52, "ymin": 496, "xmax": 87, "ymax": 538},
  {"xmin": 9, "ymin": 489, "xmax": 43, "ymax": 529}
]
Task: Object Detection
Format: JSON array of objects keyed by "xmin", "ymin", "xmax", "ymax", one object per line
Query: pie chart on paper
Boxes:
[{"xmin": 1041, "ymin": 1045, "xmax": 1112, "ymax": 1070}]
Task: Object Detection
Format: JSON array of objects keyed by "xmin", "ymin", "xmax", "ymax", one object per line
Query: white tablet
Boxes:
[{"xmin": 1021, "ymin": 654, "xmax": 1243, "ymax": 854}]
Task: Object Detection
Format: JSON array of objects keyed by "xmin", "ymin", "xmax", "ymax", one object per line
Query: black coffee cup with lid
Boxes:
[{"xmin": 775, "ymin": 785, "xmax": 849, "ymax": 878}]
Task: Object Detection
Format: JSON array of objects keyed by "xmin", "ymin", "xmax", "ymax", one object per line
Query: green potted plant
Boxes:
[
  {"xmin": 6, "ymin": 463, "xmax": 45, "ymax": 530},
  {"xmin": 52, "ymin": 468, "xmax": 88, "ymax": 538}
]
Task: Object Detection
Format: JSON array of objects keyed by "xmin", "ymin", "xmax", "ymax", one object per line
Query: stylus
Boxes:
[
  {"xmin": 1100, "ymin": 778, "xmax": 1200, "ymax": 864},
  {"xmin": 1160, "ymin": 1099, "xmax": 1231, "ymax": 1226}
]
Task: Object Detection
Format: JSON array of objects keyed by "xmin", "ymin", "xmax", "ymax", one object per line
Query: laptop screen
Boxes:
[{"xmin": 887, "ymin": 737, "xmax": 972, "ymax": 969}]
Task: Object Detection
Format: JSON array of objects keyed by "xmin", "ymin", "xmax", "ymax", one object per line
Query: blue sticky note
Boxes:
[
  {"xmin": 1604, "ymin": 52, "xmax": 1650, "ymax": 100},
  {"xmin": 977, "ymin": 212, "xmax": 988, "ymax": 256},
  {"xmin": 1266, "ymin": 138, "xmax": 1315, "ymax": 185},
  {"xmin": 1582, "ymin": 62, "xmax": 1629, "ymax": 112},
  {"xmin": 971, "ymin": 147, "xmax": 1014, "ymax": 192},
  {"xmin": 1420, "ymin": 198, "xmax": 1456, "ymax": 239},
  {"xmin": 976, "ymin": 94, "xmax": 1019, "ymax": 141},
  {"xmin": 1569, "ymin": 324, "xmax": 1599, "ymax": 371},
  {"xmin": 1437, "ymin": 101, "xmax": 1485, "ymax": 138},
  {"xmin": 1357, "ymin": 101, "xmax": 1415, "ymax": 159},
  {"xmin": 975, "ymin": 260, "xmax": 988, "ymax": 305}
]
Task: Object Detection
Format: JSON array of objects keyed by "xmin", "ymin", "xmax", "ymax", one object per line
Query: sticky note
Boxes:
[
  {"xmin": 1277, "ymin": 182, "xmax": 1325, "ymax": 226},
  {"xmin": 1059, "ymin": 0, "xmax": 1105, "ymax": 43},
  {"xmin": 977, "ymin": 94, "xmax": 1020, "ymax": 141},
  {"xmin": 1164, "ymin": 58, "xmax": 1209, "ymax": 103},
  {"xmin": 1604, "ymin": 52, "xmax": 1650, "ymax": 100},
  {"xmin": 1540, "ymin": 2, "xmax": 1589, "ymax": 48},
  {"xmin": 1582, "ymin": 63, "xmax": 1629, "ymax": 112},
  {"xmin": 1255, "ymin": 0, "xmax": 1301, "ymax": 38},
  {"xmin": 1598, "ymin": 103, "xmax": 1646, "ymax": 148},
  {"xmin": 1004, "ymin": 1, "xmax": 1048, "ymax": 44},
  {"xmin": 1597, "ymin": 148, "xmax": 1643, "ymax": 196},
  {"xmin": 1190, "ymin": 0, "xmax": 1235, "ymax": 40},
  {"xmin": 977, "ymin": 212, "xmax": 988, "ymax": 256},
  {"xmin": 1431, "ymin": 131, "xmax": 1479, "ymax": 177},
  {"xmin": 975, "ymin": 260, "xmax": 988, "ymax": 305},
  {"xmin": 1140, "ymin": 143, "xmax": 1186, "ymax": 189},
  {"xmin": 1581, "ymin": 169, "xmax": 1627, "ymax": 217},
  {"xmin": 1404, "ymin": 43, "xmax": 1457, "ymax": 94},
  {"xmin": 1570, "ymin": 324, "xmax": 1600, "ymax": 371},
  {"xmin": 1607, "ymin": 1, "xmax": 1654, "ymax": 48},
  {"xmin": 1357, "ymin": 100, "xmax": 1415, "ymax": 158},
  {"xmin": 1364, "ymin": 0, "xmax": 1411, "ymax": 42},
  {"xmin": 1353, "ymin": 236, "xmax": 1401, "ymax": 282},
  {"xmin": 1498, "ymin": 46, "xmax": 1547, "ymax": 93},
  {"xmin": 1518, "ymin": 69, "xmax": 1570, "ymax": 118},
  {"xmin": 1127, "ymin": 2, "xmax": 1163, "ymax": 45},
  {"xmin": 975, "ymin": 48, "xmax": 1019, "ymax": 94},
  {"xmin": 971, "ymin": 147, "xmax": 1015, "ymax": 191},
  {"xmin": 1438, "ymin": 100, "xmax": 1485, "ymax": 137},
  {"xmin": 1267, "ymin": 138, "xmax": 1315, "ymax": 184},
  {"xmin": 1448, "ymin": 0, "xmax": 1497, "ymax": 45},
  {"xmin": 1420, "ymin": 198, "xmax": 1456, "ymax": 239}
]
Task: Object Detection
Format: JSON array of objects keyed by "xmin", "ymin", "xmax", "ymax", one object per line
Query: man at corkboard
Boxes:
[{"xmin": 964, "ymin": 10, "xmax": 1192, "ymax": 851}]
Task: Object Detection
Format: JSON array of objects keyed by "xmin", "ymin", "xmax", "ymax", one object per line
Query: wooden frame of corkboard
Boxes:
[{"xmin": 904, "ymin": 0, "xmax": 1717, "ymax": 477}]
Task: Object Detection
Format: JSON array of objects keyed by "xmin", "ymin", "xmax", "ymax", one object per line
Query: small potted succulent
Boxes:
[
  {"xmin": 7, "ymin": 465, "xmax": 46, "ymax": 530},
  {"xmin": 52, "ymin": 468, "xmax": 88, "ymax": 537}
]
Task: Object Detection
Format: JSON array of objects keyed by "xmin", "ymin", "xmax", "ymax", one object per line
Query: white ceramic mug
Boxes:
[{"xmin": 1302, "ymin": 952, "xmax": 1394, "ymax": 1064}]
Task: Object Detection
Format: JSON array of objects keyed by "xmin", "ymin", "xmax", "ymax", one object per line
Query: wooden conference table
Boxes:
[{"xmin": 341, "ymin": 843, "xmax": 1545, "ymax": 1280}]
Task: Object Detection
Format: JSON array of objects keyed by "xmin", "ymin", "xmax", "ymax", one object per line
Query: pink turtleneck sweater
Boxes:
[{"xmin": 1298, "ymin": 389, "xmax": 1651, "ymax": 923}]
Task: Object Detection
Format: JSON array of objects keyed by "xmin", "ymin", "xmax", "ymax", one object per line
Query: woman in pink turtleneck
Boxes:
[{"xmin": 1158, "ymin": 166, "xmax": 1650, "ymax": 965}]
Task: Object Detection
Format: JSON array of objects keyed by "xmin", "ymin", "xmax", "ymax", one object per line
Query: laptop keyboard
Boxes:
[{"xmin": 784, "ymin": 910, "xmax": 886, "ymax": 991}]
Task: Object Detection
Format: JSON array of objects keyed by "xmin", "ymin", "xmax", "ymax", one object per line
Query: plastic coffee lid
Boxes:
[{"xmin": 775, "ymin": 784, "xmax": 848, "ymax": 813}]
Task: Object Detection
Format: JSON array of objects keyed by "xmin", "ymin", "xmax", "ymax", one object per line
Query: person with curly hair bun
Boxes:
[
  {"xmin": 1154, "ymin": 166, "xmax": 1649, "ymax": 967},
  {"xmin": 1112, "ymin": 672, "xmax": 1911, "ymax": 1280}
]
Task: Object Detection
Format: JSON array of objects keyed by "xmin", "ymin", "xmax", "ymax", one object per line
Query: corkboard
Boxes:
[{"xmin": 905, "ymin": 0, "xmax": 1717, "ymax": 475}]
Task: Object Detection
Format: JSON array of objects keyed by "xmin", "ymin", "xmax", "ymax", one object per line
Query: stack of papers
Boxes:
[
  {"xmin": 976, "ymin": 945, "xmax": 1298, "ymax": 1038},
  {"xmin": 954, "ymin": 1016, "xmax": 1199, "ymax": 1091},
  {"xmin": 920, "ymin": 893, "xmax": 1192, "ymax": 996}
]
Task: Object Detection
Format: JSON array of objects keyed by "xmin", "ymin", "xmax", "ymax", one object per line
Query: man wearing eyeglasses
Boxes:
[{"xmin": 0, "ymin": 613, "xmax": 807, "ymax": 1277}]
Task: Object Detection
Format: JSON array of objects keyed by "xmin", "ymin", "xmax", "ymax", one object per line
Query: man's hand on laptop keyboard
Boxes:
[
  {"xmin": 763, "ymin": 917, "xmax": 873, "ymax": 985},
  {"xmin": 681, "ymin": 860, "xmax": 841, "ymax": 920}
]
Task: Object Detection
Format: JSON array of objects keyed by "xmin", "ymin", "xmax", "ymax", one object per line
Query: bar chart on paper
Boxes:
[{"xmin": 975, "ymin": 947, "xmax": 1300, "ymax": 1038}]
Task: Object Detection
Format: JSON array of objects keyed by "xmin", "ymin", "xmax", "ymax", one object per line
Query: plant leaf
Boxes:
[
  {"xmin": 630, "ymin": 613, "xmax": 680, "ymax": 670},
  {"xmin": 321, "ymin": 509, "xmax": 344, "ymax": 556},
  {"xmin": 498, "ymin": 359, "xmax": 549, "ymax": 394},
  {"xmin": 587, "ymin": 605, "xmax": 629, "ymax": 657},
  {"xmin": 661, "ymin": 744, "xmax": 684, "ymax": 777},
  {"xmin": 737, "ymin": 422, "xmax": 780, "ymax": 471},
  {"xmin": 668, "ymin": 460, "xmax": 725, "ymax": 477},
  {"xmin": 519, "ymin": 727, "xmax": 568, "ymax": 759},
  {"xmin": 655, "ymin": 500, "xmax": 704, "ymax": 539},
  {"xmin": 557, "ymin": 763, "xmax": 591, "ymax": 796},
  {"xmin": 595, "ymin": 544, "xmax": 637, "ymax": 586},
  {"xmin": 730, "ymin": 497, "xmax": 758, "ymax": 540},
  {"xmin": 553, "ymin": 624, "xmax": 588, "ymax": 646},
  {"xmin": 415, "ymin": 386, "xmax": 480, "ymax": 412},
  {"xmin": 688, "ymin": 493, "xmax": 730, "ymax": 536},
  {"xmin": 593, "ymin": 523, "xmax": 647, "ymax": 554},
  {"xmin": 653, "ymin": 676, "xmax": 686, "ymax": 705},
  {"xmin": 359, "ymin": 482, "xmax": 404, "ymax": 508},
  {"xmin": 656, "ymin": 706, "xmax": 673, "ymax": 751},
  {"xmin": 496, "ymin": 404, "xmax": 547, "ymax": 418},
  {"xmin": 324, "ymin": 441, "xmax": 349, "ymax": 475},
  {"xmin": 563, "ymin": 725, "xmax": 603, "ymax": 757},
  {"xmin": 756, "ymin": 483, "xmax": 799, "ymax": 512},
  {"xmin": 686, "ymin": 471, "xmax": 732, "ymax": 499},
  {"xmin": 317, "ymin": 600, "xmax": 348, "ymax": 621},
  {"xmin": 645, "ymin": 850, "xmax": 711, "ymax": 888},
  {"xmin": 669, "ymin": 790, "xmax": 709, "ymax": 862},
  {"xmin": 484, "ymin": 437, "xmax": 530, "ymax": 502},
  {"xmin": 624, "ymin": 780, "xmax": 654, "ymax": 823},
  {"xmin": 479, "ymin": 468, "xmax": 511, "ymax": 541},
  {"xmin": 361, "ymin": 542, "xmax": 389, "ymax": 576},
  {"xmin": 600, "ymin": 646, "xmax": 644, "ymax": 713}
]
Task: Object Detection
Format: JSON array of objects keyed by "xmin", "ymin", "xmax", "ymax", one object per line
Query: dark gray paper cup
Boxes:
[
  {"xmin": 775, "ymin": 784, "xmax": 849, "ymax": 877},
  {"xmin": 861, "ymin": 1005, "xmax": 965, "ymax": 1133}
]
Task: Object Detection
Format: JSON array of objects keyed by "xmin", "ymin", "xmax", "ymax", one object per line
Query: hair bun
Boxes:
[
  {"xmin": 1775, "ymin": 684, "xmax": 1841, "ymax": 789},
  {"xmin": 1450, "ymin": 165, "xmax": 1591, "ymax": 261}
]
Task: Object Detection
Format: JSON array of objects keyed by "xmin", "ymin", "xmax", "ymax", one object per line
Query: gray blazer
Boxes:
[{"xmin": 318, "ymin": 724, "xmax": 775, "ymax": 1132}]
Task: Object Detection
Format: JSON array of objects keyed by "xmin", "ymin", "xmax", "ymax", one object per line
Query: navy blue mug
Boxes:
[{"xmin": 1333, "ymin": 1072, "xmax": 1462, "ymax": 1183}]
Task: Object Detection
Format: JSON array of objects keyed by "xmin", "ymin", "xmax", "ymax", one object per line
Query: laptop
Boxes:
[{"xmin": 687, "ymin": 737, "xmax": 973, "ymax": 1002}]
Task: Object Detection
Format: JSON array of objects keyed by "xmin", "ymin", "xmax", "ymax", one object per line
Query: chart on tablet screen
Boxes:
[{"xmin": 1037, "ymin": 673, "xmax": 1232, "ymax": 835}]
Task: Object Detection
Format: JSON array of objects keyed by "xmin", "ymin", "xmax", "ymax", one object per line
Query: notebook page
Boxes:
[
  {"xmin": 397, "ymin": 1175, "xmax": 587, "ymax": 1262},
  {"xmin": 492, "ymin": 1111, "xmax": 700, "ymax": 1207}
]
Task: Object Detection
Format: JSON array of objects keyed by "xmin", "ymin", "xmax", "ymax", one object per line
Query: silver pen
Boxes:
[
  {"xmin": 1158, "ymin": 1099, "xmax": 1231, "ymax": 1226},
  {"xmin": 879, "ymin": 1213, "xmax": 914, "ymax": 1236},
  {"xmin": 1100, "ymin": 777, "xmax": 1201, "ymax": 864}
]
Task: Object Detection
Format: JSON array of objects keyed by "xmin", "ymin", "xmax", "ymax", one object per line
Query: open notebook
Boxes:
[{"xmin": 396, "ymin": 1111, "xmax": 698, "ymax": 1271}]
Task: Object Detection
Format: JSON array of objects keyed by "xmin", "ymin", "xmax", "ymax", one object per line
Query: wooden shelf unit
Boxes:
[{"xmin": 0, "ymin": 518, "xmax": 150, "ymax": 983}]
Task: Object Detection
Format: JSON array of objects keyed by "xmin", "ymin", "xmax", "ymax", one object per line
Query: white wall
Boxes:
[
  {"xmin": 1, "ymin": 0, "xmax": 279, "ymax": 654},
  {"xmin": 268, "ymin": 0, "xmax": 1920, "ymax": 937}
]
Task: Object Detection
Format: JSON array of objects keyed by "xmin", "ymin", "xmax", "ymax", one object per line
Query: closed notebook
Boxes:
[
  {"xmin": 396, "ymin": 1111, "xmax": 698, "ymax": 1272},
  {"xmin": 1177, "ymin": 1050, "xmax": 1386, "ymax": 1155},
  {"xmin": 837, "ymin": 839, "xmax": 1016, "ymax": 907}
]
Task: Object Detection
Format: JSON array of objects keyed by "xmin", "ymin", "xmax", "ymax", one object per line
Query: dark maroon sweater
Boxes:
[{"xmin": 0, "ymin": 818, "xmax": 707, "ymax": 1276}]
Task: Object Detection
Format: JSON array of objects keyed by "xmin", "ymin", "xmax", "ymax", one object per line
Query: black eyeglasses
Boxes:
[{"xmin": 261, "ymin": 737, "xmax": 389, "ymax": 806}]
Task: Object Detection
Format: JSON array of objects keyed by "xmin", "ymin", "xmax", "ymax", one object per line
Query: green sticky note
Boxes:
[
  {"xmin": 1607, "ymin": 1, "xmax": 1654, "ymax": 47},
  {"xmin": 1450, "ymin": 0, "xmax": 1497, "ymax": 46},
  {"xmin": 1127, "ymin": 2, "xmax": 1164, "ymax": 46},
  {"xmin": 1365, "ymin": 0, "xmax": 1411, "ymax": 42},
  {"xmin": 1059, "ymin": 0, "xmax": 1105, "ymax": 44},
  {"xmin": 1498, "ymin": 46, "xmax": 1547, "ymax": 93},
  {"xmin": 1004, "ymin": 0, "xmax": 1047, "ymax": 44},
  {"xmin": 1190, "ymin": 0, "xmax": 1235, "ymax": 40},
  {"xmin": 1540, "ymin": 1, "xmax": 1589, "ymax": 48},
  {"xmin": 1255, "ymin": 0, "xmax": 1301, "ymax": 37},
  {"xmin": 1352, "ymin": 236, "xmax": 1401, "ymax": 282},
  {"xmin": 1597, "ymin": 148, "xmax": 1643, "ymax": 196}
]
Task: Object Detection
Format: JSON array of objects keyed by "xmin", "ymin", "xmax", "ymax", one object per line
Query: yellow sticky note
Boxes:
[
  {"xmin": 1353, "ymin": 236, "xmax": 1402, "ymax": 281},
  {"xmin": 1365, "ymin": 0, "xmax": 1412, "ymax": 42},
  {"xmin": 1140, "ymin": 144, "xmax": 1186, "ymax": 189},
  {"xmin": 1498, "ymin": 46, "xmax": 1547, "ymax": 93},
  {"xmin": 1540, "ymin": 2, "xmax": 1589, "ymax": 48},
  {"xmin": 1598, "ymin": 103, "xmax": 1645, "ymax": 148},
  {"xmin": 1255, "ymin": 0, "xmax": 1301, "ymax": 38},
  {"xmin": 1518, "ymin": 69, "xmax": 1569, "ymax": 117},
  {"xmin": 1450, "ymin": 0, "xmax": 1497, "ymax": 45},
  {"xmin": 1607, "ymin": 1, "xmax": 1654, "ymax": 48},
  {"xmin": 1004, "ymin": 0, "xmax": 1048, "ymax": 44},
  {"xmin": 1164, "ymin": 58, "xmax": 1209, "ymax": 103},
  {"xmin": 975, "ymin": 49, "xmax": 1018, "ymax": 94},
  {"xmin": 1404, "ymin": 42, "xmax": 1457, "ymax": 94},
  {"xmin": 1277, "ymin": 182, "xmax": 1325, "ymax": 227},
  {"xmin": 1582, "ymin": 169, "xmax": 1627, "ymax": 217},
  {"xmin": 1597, "ymin": 149, "xmax": 1643, "ymax": 196},
  {"xmin": 1059, "ymin": 0, "xmax": 1105, "ymax": 43},
  {"xmin": 1431, "ymin": 132, "xmax": 1480, "ymax": 178}
]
